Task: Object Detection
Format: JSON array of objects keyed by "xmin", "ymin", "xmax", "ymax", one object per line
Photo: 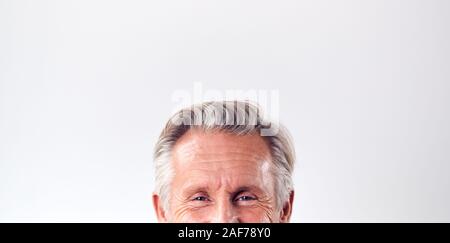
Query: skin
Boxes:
[{"xmin": 153, "ymin": 129, "xmax": 294, "ymax": 223}]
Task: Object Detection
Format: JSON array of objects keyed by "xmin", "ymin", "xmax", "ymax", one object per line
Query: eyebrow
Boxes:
[
  {"xmin": 181, "ymin": 186, "xmax": 210, "ymax": 197},
  {"xmin": 232, "ymin": 186, "xmax": 265, "ymax": 195},
  {"xmin": 181, "ymin": 184, "xmax": 267, "ymax": 198}
]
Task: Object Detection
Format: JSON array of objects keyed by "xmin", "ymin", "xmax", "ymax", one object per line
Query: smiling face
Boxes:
[{"xmin": 153, "ymin": 129, "xmax": 293, "ymax": 223}]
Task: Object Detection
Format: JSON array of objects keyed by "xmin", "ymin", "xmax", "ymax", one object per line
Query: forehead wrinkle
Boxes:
[
  {"xmin": 173, "ymin": 129, "xmax": 271, "ymax": 154},
  {"xmin": 174, "ymin": 159, "xmax": 272, "ymax": 182},
  {"xmin": 174, "ymin": 144, "xmax": 270, "ymax": 162},
  {"xmin": 173, "ymin": 144, "xmax": 272, "ymax": 172},
  {"xmin": 171, "ymin": 130, "xmax": 273, "ymax": 177},
  {"xmin": 177, "ymin": 165, "xmax": 265, "ymax": 184},
  {"xmin": 172, "ymin": 142, "xmax": 266, "ymax": 167},
  {"xmin": 192, "ymin": 151, "xmax": 271, "ymax": 164},
  {"xmin": 176, "ymin": 160, "xmax": 274, "ymax": 194}
]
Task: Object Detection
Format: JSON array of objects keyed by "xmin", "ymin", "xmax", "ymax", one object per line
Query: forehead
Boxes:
[
  {"xmin": 172, "ymin": 129, "xmax": 271, "ymax": 166},
  {"xmin": 171, "ymin": 130, "xmax": 273, "ymax": 185}
]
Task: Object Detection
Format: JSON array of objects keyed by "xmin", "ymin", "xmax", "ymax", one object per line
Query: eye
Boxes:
[
  {"xmin": 235, "ymin": 195, "xmax": 256, "ymax": 201},
  {"xmin": 192, "ymin": 195, "xmax": 210, "ymax": 201}
]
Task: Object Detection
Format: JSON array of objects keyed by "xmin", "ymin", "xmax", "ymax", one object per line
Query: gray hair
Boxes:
[{"xmin": 153, "ymin": 100, "xmax": 295, "ymax": 212}]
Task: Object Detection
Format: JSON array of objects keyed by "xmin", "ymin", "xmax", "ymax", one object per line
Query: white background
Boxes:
[{"xmin": 1, "ymin": 0, "xmax": 450, "ymax": 222}]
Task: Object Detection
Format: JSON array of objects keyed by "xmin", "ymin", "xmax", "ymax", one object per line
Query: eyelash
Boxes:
[
  {"xmin": 192, "ymin": 196, "xmax": 209, "ymax": 201},
  {"xmin": 191, "ymin": 195, "xmax": 256, "ymax": 202},
  {"xmin": 235, "ymin": 195, "xmax": 256, "ymax": 201}
]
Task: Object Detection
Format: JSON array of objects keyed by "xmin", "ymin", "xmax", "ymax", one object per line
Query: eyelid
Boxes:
[
  {"xmin": 192, "ymin": 196, "xmax": 209, "ymax": 201},
  {"xmin": 190, "ymin": 192, "xmax": 210, "ymax": 201},
  {"xmin": 234, "ymin": 192, "xmax": 257, "ymax": 201}
]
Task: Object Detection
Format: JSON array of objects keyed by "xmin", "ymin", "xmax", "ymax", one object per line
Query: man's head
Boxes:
[{"xmin": 153, "ymin": 101, "xmax": 295, "ymax": 223}]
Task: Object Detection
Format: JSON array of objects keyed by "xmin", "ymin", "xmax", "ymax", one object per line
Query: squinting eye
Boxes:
[
  {"xmin": 236, "ymin": 195, "xmax": 256, "ymax": 201},
  {"xmin": 193, "ymin": 196, "xmax": 209, "ymax": 201}
]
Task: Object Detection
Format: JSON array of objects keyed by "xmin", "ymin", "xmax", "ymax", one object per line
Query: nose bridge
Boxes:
[{"xmin": 212, "ymin": 195, "xmax": 238, "ymax": 223}]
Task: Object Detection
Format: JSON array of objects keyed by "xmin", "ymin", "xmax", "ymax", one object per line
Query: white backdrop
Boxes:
[{"xmin": 1, "ymin": 0, "xmax": 450, "ymax": 222}]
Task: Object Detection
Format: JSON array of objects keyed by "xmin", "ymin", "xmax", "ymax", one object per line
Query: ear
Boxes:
[
  {"xmin": 152, "ymin": 193, "xmax": 168, "ymax": 223},
  {"xmin": 279, "ymin": 190, "xmax": 294, "ymax": 223}
]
